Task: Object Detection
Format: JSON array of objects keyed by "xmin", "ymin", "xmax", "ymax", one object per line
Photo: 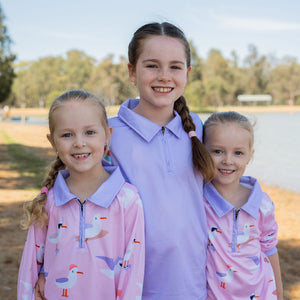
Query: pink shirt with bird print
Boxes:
[
  {"xmin": 17, "ymin": 166, "xmax": 145, "ymax": 300},
  {"xmin": 204, "ymin": 176, "xmax": 279, "ymax": 300}
]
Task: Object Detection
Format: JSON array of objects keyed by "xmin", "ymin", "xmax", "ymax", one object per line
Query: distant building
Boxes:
[{"xmin": 237, "ymin": 94, "xmax": 272, "ymax": 106}]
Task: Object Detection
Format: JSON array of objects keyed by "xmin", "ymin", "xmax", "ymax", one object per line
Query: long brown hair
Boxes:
[{"xmin": 128, "ymin": 22, "xmax": 214, "ymax": 181}]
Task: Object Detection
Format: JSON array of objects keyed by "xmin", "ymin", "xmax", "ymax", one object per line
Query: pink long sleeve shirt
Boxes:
[
  {"xmin": 204, "ymin": 176, "xmax": 279, "ymax": 299},
  {"xmin": 18, "ymin": 166, "xmax": 145, "ymax": 300}
]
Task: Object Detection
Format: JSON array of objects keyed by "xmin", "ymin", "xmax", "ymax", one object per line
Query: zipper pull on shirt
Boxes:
[{"xmin": 161, "ymin": 126, "xmax": 165, "ymax": 135}]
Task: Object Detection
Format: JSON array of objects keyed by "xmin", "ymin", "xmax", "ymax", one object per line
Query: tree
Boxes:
[{"xmin": 0, "ymin": 4, "xmax": 16, "ymax": 103}]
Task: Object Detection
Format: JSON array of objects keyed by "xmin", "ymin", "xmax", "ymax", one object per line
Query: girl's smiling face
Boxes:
[
  {"xmin": 128, "ymin": 35, "xmax": 191, "ymax": 122},
  {"xmin": 204, "ymin": 122, "xmax": 254, "ymax": 190},
  {"xmin": 47, "ymin": 99, "xmax": 111, "ymax": 179}
]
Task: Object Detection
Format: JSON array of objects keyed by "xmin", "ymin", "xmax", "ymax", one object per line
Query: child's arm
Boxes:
[
  {"xmin": 17, "ymin": 223, "xmax": 47, "ymax": 300},
  {"xmin": 260, "ymin": 193, "xmax": 283, "ymax": 300},
  {"xmin": 117, "ymin": 186, "xmax": 145, "ymax": 300},
  {"xmin": 268, "ymin": 252, "xmax": 283, "ymax": 300}
]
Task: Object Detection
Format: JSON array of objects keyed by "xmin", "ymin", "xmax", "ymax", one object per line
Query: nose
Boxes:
[
  {"xmin": 157, "ymin": 67, "xmax": 170, "ymax": 82},
  {"xmin": 222, "ymin": 153, "xmax": 233, "ymax": 165},
  {"xmin": 73, "ymin": 135, "xmax": 86, "ymax": 148}
]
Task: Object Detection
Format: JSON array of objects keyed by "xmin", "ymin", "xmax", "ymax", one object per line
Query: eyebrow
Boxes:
[{"xmin": 142, "ymin": 58, "xmax": 185, "ymax": 65}]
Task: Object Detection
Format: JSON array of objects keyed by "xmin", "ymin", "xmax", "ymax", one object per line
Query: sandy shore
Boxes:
[{"xmin": 0, "ymin": 123, "xmax": 299, "ymax": 299}]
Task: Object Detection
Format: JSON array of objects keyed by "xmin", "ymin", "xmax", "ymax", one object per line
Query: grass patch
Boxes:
[{"xmin": 1, "ymin": 131, "xmax": 49, "ymax": 189}]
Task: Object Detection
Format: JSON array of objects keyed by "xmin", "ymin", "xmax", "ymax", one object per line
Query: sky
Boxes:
[{"xmin": 2, "ymin": 0, "xmax": 300, "ymax": 64}]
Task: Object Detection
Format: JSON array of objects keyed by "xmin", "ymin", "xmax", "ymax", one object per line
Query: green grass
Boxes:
[{"xmin": 1, "ymin": 131, "xmax": 49, "ymax": 189}]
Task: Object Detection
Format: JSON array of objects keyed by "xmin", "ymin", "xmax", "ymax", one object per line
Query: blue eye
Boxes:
[
  {"xmin": 86, "ymin": 130, "xmax": 95, "ymax": 135},
  {"xmin": 62, "ymin": 133, "xmax": 72, "ymax": 138},
  {"xmin": 146, "ymin": 64, "xmax": 157, "ymax": 68},
  {"xmin": 214, "ymin": 149, "xmax": 222, "ymax": 154},
  {"xmin": 171, "ymin": 65, "xmax": 181, "ymax": 70},
  {"xmin": 235, "ymin": 151, "xmax": 243, "ymax": 156}
]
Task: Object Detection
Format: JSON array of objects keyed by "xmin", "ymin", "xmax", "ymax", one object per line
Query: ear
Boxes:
[
  {"xmin": 248, "ymin": 149, "xmax": 255, "ymax": 164},
  {"xmin": 185, "ymin": 66, "xmax": 192, "ymax": 87},
  {"xmin": 106, "ymin": 126, "xmax": 113, "ymax": 145},
  {"xmin": 128, "ymin": 63, "xmax": 136, "ymax": 84},
  {"xmin": 47, "ymin": 134, "xmax": 56, "ymax": 151}
]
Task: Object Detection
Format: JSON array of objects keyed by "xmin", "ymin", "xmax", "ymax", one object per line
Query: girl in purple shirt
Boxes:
[
  {"xmin": 203, "ymin": 111, "xmax": 283, "ymax": 299},
  {"xmin": 108, "ymin": 23, "xmax": 214, "ymax": 300}
]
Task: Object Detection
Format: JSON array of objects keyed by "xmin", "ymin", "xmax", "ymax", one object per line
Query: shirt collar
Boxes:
[
  {"xmin": 118, "ymin": 98, "xmax": 183, "ymax": 142},
  {"xmin": 204, "ymin": 176, "xmax": 262, "ymax": 219},
  {"xmin": 53, "ymin": 166, "xmax": 125, "ymax": 208}
]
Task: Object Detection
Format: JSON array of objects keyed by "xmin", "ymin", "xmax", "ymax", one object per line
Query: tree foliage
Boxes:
[
  {"xmin": 9, "ymin": 38, "xmax": 300, "ymax": 108},
  {"xmin": 0, "ymin": 4, "xmax": 16, "ymax": 103}
]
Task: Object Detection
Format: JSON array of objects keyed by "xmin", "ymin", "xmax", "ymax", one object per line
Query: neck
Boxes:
[
  {"xmin": 66, "ymin": 168, "xmax": 110, "ymax": 202},
  {"xmin": 133, "ymin": 101, "xmax": 175, "ymax": 126},
  {"xmin": 212, "ymin": 181, "xmax": 249, "ymax": 208}
]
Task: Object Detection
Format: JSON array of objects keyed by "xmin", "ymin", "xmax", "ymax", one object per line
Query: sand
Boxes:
[{"xmin": 0, "ymin": 122, "xmax": 299, "ymax": 300}]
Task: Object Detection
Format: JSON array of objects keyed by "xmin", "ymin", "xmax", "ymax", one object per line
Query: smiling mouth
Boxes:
[
  {"xmin": 73, "ymin": 153, "xmax": 90, "ymax": 159},
  {"xmin": 219, "ymin": 169, "xmax": 235, "ymax": 175},
  {"xmin": 153, "ymin": 87, "xmax": 173, "ymax": 93}
]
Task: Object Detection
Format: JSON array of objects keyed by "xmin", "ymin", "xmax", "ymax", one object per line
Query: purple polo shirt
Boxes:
[{"xmin": 109, "ymin": 99, "xmax": 207, "ymax": 300}]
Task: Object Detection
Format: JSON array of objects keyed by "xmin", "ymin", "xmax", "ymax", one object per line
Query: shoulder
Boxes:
[
  {"xmin": 190, "ymin": 112, "xmax": 203, "ymax": 126},
  {"xmin": 44, "ymin": 189, "xmax": 56, "ymax": 213},
  {"xmin": 115, "ymin": 183, "xmax": 142, "ymax": 209},
  {"xmin": 108, "ymin": 115, "xmax": 123, "ymax": 127},
  {"xmin": 190, "ymin": 112, "xmax": 203, "ymax": 139}
]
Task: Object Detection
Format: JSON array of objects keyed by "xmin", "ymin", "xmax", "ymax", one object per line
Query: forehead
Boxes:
[
  {"xmin": 206, "ymin": 123, "xmax": 252, "ymax": 146},
  {"xmin": 139, "ymin": 35, "xmax": 187, "ymax": 61},
  {"xmin": 51, "ymin": 100, "xmax": 104, "ymax": 127}
]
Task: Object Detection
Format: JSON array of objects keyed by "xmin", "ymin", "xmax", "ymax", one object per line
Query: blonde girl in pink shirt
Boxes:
[
  {"xmin": 18, "ymin": 90, "xmax": 145, "ymax": 300},
  {"xmin": 203, "ymin": 111, "xmax": 283, "ymax": 300}
]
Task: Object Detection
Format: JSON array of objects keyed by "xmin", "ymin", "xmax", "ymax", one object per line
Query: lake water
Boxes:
[
  {"xmin": 11, "ymin": 112, "xmax": 300, "ymax": 194},
  {"xmin": 200, "ymin": 112, "xmax": 300, "ymax": 194}
]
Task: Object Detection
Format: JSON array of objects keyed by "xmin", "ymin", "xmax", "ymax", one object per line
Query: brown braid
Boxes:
[
  {"xmin": 21, "ymin": 157, "xmax": 66, "ymax": 229},
  {"xmin": 174, "ymin": 96, "xmax": 215, "ymax": 182}
]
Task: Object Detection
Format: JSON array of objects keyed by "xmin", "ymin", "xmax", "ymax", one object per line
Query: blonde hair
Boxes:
[
  {"xmin": 21, "ymin": 90, "xmax": 108, "ymax": 229},
  {"xmin": 203, "ymin": 111, "xmax": 254, "ymax": 149}
]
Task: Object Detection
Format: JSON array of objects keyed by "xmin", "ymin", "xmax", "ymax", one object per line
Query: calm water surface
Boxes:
[{"xmin": 200, "ymin": 112, "xmax": 300, "ymax": 194}]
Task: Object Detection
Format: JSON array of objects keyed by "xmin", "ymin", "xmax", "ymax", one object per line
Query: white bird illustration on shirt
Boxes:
[
  {"xmin": 123, "ymin": 238, "xmax": 140, "ymax": 268},
  {"xmin": 84, "ymin": 214, "xmax": 108, "ymax": 242},
  {"xmin": 35, "ymin": 243, "xmax": 45, "ymax": 265},
  {"xmin": 55, "ymin": 264, "xmax": 83, "ymax": 297},
  {"xmin": 237, "ymin": 223, "xmax": 254, "ymax": 248},
  {"xmin": 216, "ymin": 265, "xmax": 237, "ymax": 289},
  {"xmin": 96, "ymin": 256, "xmax": 124, "ymax": 279}
]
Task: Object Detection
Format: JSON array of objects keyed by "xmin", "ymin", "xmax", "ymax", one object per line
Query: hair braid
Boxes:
[
  {"xmin": 21, "ymin": 157, "xmax": 65, "ymax": 229},
  {"xmin": 174, "ymin": 96, "xmax": 215, "ymax": 182}
]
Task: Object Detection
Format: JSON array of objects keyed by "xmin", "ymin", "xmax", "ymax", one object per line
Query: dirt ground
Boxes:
[{"xmin": 0, "ymin": 122, "xmax": 300, "ymax": 299}]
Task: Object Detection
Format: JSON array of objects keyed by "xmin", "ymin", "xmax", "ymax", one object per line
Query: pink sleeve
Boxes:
[
  {"xmin": 259, "ymin": 193, "xmax": 278, "ymax": 255},
  {"xmin": 17, "ymin": 222, "xmax": 47, "ymax": 300},
  {"xmin": 117, "ymin": 186, "xmax": 145, "ymax": 300}
]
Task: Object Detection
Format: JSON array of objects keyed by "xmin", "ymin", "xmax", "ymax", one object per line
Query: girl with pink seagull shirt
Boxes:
[
  {"xmin": 17, "ymin": 90, "xmax": 145, "ymax": 299},
  {"xmin": 203, "ymin": 111, "xmax": 283, "ymax": 300}
]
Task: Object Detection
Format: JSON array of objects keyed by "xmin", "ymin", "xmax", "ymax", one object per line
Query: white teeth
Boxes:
[
  {"xmin": 153, "ymin": 87, "xmax": 172, "ymax": 93},
  {"xmin": 220, "ymin": 169, "xmax": 233, "ymax": 174},
  {"xmin": 73, "ymin": 154, "xmax": 89, "ymax": 158}
]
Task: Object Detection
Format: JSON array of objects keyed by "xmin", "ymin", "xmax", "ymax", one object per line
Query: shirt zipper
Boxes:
[
  {"xmin": 78, "ymin": 199, "xmax": 86, "ymax": 248},
  {"xmin": 232, "ymin": 208, "xmax": 240, "ymax": 252},
  {"xmin": 161, "ymin": 126, "xmax": 165, "ymax": 135}
]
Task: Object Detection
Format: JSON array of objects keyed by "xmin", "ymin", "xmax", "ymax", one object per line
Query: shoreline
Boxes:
[{"xmin": 8, "ymin": 105, "xmax": 300, "ymax": 118}]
